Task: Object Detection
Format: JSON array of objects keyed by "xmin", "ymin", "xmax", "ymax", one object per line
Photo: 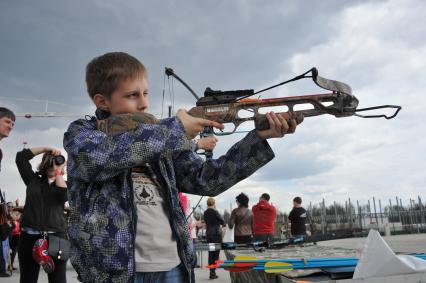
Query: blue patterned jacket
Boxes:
[{"xmin": 63, "ymin": 115, "xmax": 274, "ymax": 283}]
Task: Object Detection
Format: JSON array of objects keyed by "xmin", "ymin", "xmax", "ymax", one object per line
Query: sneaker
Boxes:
[
  {"xmin": 0, "ymin": 273, "xmax": 11, "ymax": 277},
  {"xmin": 209, "ymin": 273, "xmax": 219, "ymax": 279}
]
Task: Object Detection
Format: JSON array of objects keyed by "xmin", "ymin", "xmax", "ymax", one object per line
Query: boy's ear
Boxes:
[{"xmin": 92, "ymin": 94, "xmax": 110, "ymax": 111}]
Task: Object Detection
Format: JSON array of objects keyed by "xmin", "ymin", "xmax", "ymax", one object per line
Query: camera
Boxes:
[{"xmin": 48, "ymin": 155, "xmax": 66, "ymax": 167}]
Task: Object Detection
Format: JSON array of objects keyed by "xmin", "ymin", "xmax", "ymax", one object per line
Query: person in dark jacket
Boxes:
[
  {"xmin": 228, "ymin": 193, "xmax": 252, "ymax": 244},
  {"xmin": 203, "ymin": 197, "xmax": 224, "ymax": 280},
  {"xmin": 288, "ymin": 196, "xmax": 307, "ymax": 241},
  {"xmin": 16, "ymin": 147, "xmax": 68, "ymax": 283},
  {"xmin": 252, "ymin": 193, "xmax": 277, "ymax": 243}
]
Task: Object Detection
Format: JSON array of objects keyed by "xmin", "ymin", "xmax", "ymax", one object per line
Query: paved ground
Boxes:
[
  {"xmin": 2, "ymin": 249, "xmax": 231, "ymax": 283},
  {"xmin": 2, "ymin": 233, "xmax": 425, "ymax": 282}
]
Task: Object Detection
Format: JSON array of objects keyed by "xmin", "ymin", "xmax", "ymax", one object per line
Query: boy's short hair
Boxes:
[
  {"xmin": 207, "ymin": 197, "xmax": 215, "ymax": 207},
  {"xmin": 293, "ymin": 196, "xmax": 302, "ymax": 204},
  {"xmin": 86, "ymin": 52, "xmax": 147, "ymax": 99},
  {"xmin": 260, "ymin": 193, "xmax": 270, "ymax": 201},
  {"xmin": 236, "ymin": 193, "xmax": 249, "ymax": 208},
  {"xmin": 0, "ymin": 107, "xmax": 16, "ymax": 121}
]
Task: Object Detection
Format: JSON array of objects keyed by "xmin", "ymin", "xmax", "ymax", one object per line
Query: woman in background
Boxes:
[
  {"xmin": 16, "ymin": 146, "xmax": 68, "ymax": 283},
  {"xmin": 203, "ymin": 197, "xmax": 224, "ymax": 280},
  {"xmin": 228, "ymin": 193, "xmax": 253, "ymax": 244}
]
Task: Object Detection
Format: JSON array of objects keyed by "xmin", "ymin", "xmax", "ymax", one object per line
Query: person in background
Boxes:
[
  {"xmin": 16, "ymin": 147, "xmax": 68, "ymax": 283},
  {"xmin": 9, "ymin": 210, "xmax": 21, "ymax": 271},
  {"xmin": 228, "ymin": 193, "xmax": 252, "ymax": 244},
  {"xmin": 0, "ymin": 204, "xmax": 11, "ymax": 277},
  {"xmin": 203, "ymin": 197, "xmax": 224, "ymax": 280},
  {"xmin": 0, "ymin": 107, "xmax": 15, "ymax": 277},
  {"xmin": 252, "ymin": 193, "xmax": 277, "ymax": 243},
  {"xmin": 288, "ymin": 196, "xmax": 307, "ymax": 242},
  {"xmin": 0, "ymin": 107, "xmax": 15, "ymax": 172}
]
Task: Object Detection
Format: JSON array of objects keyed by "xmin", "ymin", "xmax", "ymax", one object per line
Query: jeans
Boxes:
[
  {"xmin": 252, "ymin": 233, "xmax": 274, "ymax": 243},
  {"xmin": 290, "ymin": 234, "xmax": 306, "ymax": 244},
  {"xmin": 134, "ymin": 264, "xmax": 187, "ymax": 283}
]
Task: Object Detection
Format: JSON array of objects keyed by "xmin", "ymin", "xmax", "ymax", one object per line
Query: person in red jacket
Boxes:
[{"xmin": 252, "ymin": 193, "xmax": 277, "ymax": 243}]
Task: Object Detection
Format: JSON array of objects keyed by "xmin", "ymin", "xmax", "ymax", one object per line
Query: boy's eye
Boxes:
[{"xmin": 126, "ymin": 92, "xmax": 139, "ymax": 98}]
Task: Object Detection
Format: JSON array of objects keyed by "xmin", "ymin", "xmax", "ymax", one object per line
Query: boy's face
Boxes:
[
  {"xmin": 0, "ymin": 116, "xmax": 15, "ymax": 139},
  {"xmin": 100, "ymin": 76, "xmax": 149, "ymax": 115}
]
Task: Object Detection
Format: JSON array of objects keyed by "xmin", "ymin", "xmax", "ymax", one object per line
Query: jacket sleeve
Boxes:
[
  {"xmin": 216, "ymin": 210, "xmax": 225, "ymax": 226},
  {"xmin": 252, "ymin": 204, "xmax": 258, "ymax": 214},
  {"xmin": 228, "ymin": 209, "xmax": 236, "ymax": 229},
  {"xmin": 63, "ymin": 117, "xmax": 191, "ymax": 182},
  {"xmin": 175, "ymin": 130, "xmax": 275, "ymax": 196},
  {"xmin": 288, "ymin": 209, "xmax": 294, "ymax": 221},
  {"xmin": 15, "ymin": 149, "xmax": 37, "ymax": 186},
  {"xmin": 51, "ymin": 184, "xmax": 68, "ymax": 203}
]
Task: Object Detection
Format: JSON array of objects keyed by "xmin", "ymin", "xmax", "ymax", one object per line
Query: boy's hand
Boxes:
[
  {"xmin": 197, "ymin": 136, "xmax": 218, "ymax": 151},
  {"xmin": 256, "ymin": 112, "xmax": 303, "ymax": 139},
  {"xmin": 177, "ymin": 109, "xmax": 224, "ymax": 139}
]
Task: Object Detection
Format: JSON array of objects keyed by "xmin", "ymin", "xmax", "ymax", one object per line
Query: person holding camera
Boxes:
[{"xmin": 16, "ymin": 147, "xmax": 68, "ymax": 283}]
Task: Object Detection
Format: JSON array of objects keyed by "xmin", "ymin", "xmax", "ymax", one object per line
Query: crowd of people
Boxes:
[
  {"xmin": 0, "ymin": 51, "xmax": 304, "ymax": 283},
  {"xmin": 202, "ymin": 193, "xmax": 308, "ymax": 280}
]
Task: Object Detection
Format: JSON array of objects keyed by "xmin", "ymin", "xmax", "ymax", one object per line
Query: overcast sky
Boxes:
[{"xmin": 1, "ymin": 0, "xmax": 425, "ymax": 213}]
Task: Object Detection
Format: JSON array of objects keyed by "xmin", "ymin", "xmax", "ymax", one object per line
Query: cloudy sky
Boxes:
[{"xmin": 1, "ymin": 0, "xmax": 425, "ymax": 213}]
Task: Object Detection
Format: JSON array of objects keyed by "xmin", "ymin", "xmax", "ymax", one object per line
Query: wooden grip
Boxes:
[{"xmin": 254, "ymin": 113, "xmax": 304, "ymax": 131}]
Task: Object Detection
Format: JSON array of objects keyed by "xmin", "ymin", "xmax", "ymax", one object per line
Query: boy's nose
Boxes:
[{"xmin": 138, "ymin": 97, "xmax": 148, "ymax": 111}]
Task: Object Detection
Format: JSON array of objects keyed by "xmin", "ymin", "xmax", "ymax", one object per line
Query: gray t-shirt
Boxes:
[{"xmin": 132, "ymin": 172, "xmax": 180, "ymax": 272}]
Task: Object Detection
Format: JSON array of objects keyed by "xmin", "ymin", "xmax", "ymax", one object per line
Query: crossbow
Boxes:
[{"xmin": 165, "ymin": 67, "xmax": 401, "ymax": 158}]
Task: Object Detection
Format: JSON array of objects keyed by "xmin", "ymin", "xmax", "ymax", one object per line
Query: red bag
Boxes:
[{"xmin": 32, "ymin": 238, "xmax": 55, "ymax": 273}]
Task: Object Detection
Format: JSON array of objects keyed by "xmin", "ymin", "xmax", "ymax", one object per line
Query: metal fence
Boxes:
[{"xmin": 275, "ymin": 195, "xmax": 426, "ymax": 237}]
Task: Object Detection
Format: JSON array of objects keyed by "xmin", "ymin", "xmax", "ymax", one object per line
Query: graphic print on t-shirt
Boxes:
[
  {"xmin": 131, "ymin": 172, "xmax": 180, "ymax": 272},
  {"xmin": 133, "ymin": 173, "xmax": 157, "ymax": 206}
]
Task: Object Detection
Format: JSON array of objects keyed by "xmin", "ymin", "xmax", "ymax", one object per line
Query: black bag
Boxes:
[{"xmin": 48, "ymin": 235, "xmax": 71, "ymax": 261}]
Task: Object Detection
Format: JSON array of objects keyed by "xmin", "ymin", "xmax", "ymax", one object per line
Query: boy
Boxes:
[{"xmin": 64, "ymin": 52, "xmax": 301, "ymax": 283}]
